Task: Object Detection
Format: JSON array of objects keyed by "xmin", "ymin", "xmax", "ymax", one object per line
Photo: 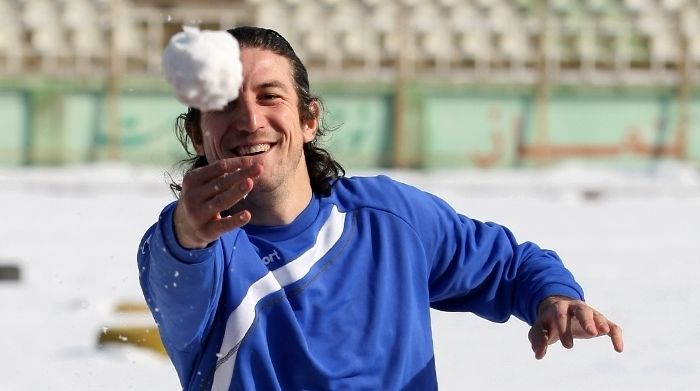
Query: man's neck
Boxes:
[{"xmin": 243, "ymin": 185, "xmax": 313, "ymax": 226}]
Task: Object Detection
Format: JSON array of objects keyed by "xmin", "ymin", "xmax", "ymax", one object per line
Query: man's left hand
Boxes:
[{"xmin": 528, "ymin": 296, "xmax": 624, "ymax": 359}]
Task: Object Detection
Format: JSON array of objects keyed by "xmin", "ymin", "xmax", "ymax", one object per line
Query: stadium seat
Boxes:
[
  {"xmin": 369, "ymin": 1, "xmax": 400, "ymax": 60},
  {"xmin": 420, "ymin": 27, "xmax": 453, "ymax": 70},
  {"xmin": 111, "ymin": 4, "xmax": 144, "ymax": 60},
  {"xmin": 292, "ymin": 2, "xmax": 329, "ymax": 63},
  {"xmin": 679, "ymin": 3, "xmax": 700, "ymax": 36},
  {"xmin": 23, "ymin": 0, "xmax": 69, "ymax": 71},
  {"xmin": 331, "ymin": 3, "xmax": 382, "ymax": 75},
  {"xmin": 623, "ymin": 0, "xmax": 651, "ymax": 13},
  {"xmin": 492, "ymin": 0, "xmax": 534, "ymax": 73},
  {"xmin": 586, "ymin": 0, "xmax": 609, "ymax": 13},
  {"xmin": 687, "ymin": 35, "xmax": 700, "ymax": 70},
  {"xmin": 457, "ymin": 27, "xmax": 492, "ymax": 72},
  {"xmin": 409, "ymin": 1, "xmax": 441, "ymax": 33},
  {"xmin": 681, "ymin": 5, "xmax": 700, "ymax": 75},
  {"xmin": 0, "ymin": 0, "xmax": 691, "ymax": 82},
  {"xmin": 635, "ymin": 4, "xmax": 666, "ymax": 35},
  {"xmin": 63, "ymin": 0, "xmax": 105, "ymax": 70},
  {"xmin": 650, "ymin": 31, "xmax": 679, "ymax": 66},
  {"xmin": 254, "ymin": 0, "xmax": 294, "ymax": 42},
  {"xmin": 449, "ymin": 1, "xmax": 481, "ymax": 32},
  {"xmin": 408, "ymin": 1, "xmax": 452, "ymax": 68},
  {"xmin": 659, "ymin": 0, "xmax": 688, "ymax": 12},
  {"xmin": 0, "ymin": 0, "xmax": 23, "ymax": 71},
  {"xmin": 498, "ymin": 24, "xmax": 530, "ymax": 61},
  {"xmin": 330, "ymin": 1, "xmax": 367, "ymax": 59},
  {"xmin": 490, "ymin": 1, "xmax": 520, "ymax": 34},
  {"xmin": 632, "ymin": 3, "xmax": 677, "ymax": 72}
]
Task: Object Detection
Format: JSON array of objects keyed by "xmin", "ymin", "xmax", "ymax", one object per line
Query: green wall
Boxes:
[
  {"xmin": 323, "ymin": 93, "xmax": 392, "ymax": 168},
  {"xmin": 0, "ymin": 92, "xmax": 26, "ymax": 165},
  {"xmin": 420, "ymin": 87, "xmax": 697, "ymax": 168},
  {"xmin": 106, "ymin": 93, "xmax": 187, "ymax": 164},
  {"xmin": 1, "ymin": 77, "xmax": 698, "ymax": 168},
  {"xmin": 423, "ymin": 93, "xmax": 527, "ymax": 167}
]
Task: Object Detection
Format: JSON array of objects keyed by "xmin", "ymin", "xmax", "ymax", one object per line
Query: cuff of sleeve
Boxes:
[
  {"xmin": 529, "ymin": 283, "xmax": 585, "ymax": 325},
  {"xmin": 159, "ymin": 202, "xmax": 215, "ymax": 265}
]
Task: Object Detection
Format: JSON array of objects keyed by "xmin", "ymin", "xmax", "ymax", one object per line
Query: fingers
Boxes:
[
  {"xmin": 174, "ymin": 157, "xmax": 263, "ymax": 248},
  {"xmin": 196, "ymin": 209, "xmax": 252, "ymax": 240},
  {"xmin": 609, "ymin": 321, "xmax": 624, "ymax": 353},
  {"xmin": 184, "ymin": 158, "xmax": 261, "ymax": 201},
  {"xmin": 181, "ymin": 170, "xmax": 257, "ymax": 221},
  {"xmin": 555, "ymin": 302, "xmax": 574, "ymax": 349},
  {"xmin": 531, "ymin": 297, "xmax": 625, "ymax": 360},
  {"xmin": 528, "ymin": 323, "xmax": 549, "ymax": 360},
  {"xmin": 184, "ymin": 157, "xmax": 257, "ymax": 186},
  {"xmin": 200, "ymin": 168, "xmax": 259, "ymax": 213},
  {"xmin": 579, "ymin": 310, "xmax": 624, "ymax": 353},
  {"xmin": 573, "ymin": 304, "xmax": 599, "ymax": 336}
]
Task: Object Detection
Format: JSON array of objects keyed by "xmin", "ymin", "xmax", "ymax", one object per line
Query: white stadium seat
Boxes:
[
  {"xmin": 0, "ymin": 0, "xmax": 691, "ymax": 82},
  {"xmin": 0, "ymin": 0, "xmax": 23, "ymax": 71},
  {"xmin": 490, "ymin": 2, "xmax": 520, "ymax": 34},
  {"xmin": 660, "ymin": 0, "xmax": 688, "ymax": 12},
  {"xmin": 293, "ymin": 2, "xmax": 327, "ymax": 58},
  {"xmin": 255, "ymin": 0, "xmax": 291, "ymax": 34},
  {"xmin": 330, "ymin": 2, "xmax": 371, "ymax": 59},
  {"xmin": 369, "ymin": 1, "xmax": 400, "ymax": 59},
  {"xmin": 650, "ymin": 30, "xmax": 679, "ymax": 64},
  {"xmin": 23, "ymin": 0, "xmax": 69, "ymax": 71},
  {"xmin": 63, "ymin": 0, "xmax": 105, "ymax": 62},
  {"xmin": 623, "ymin": 0, "xmax": 651, "ymax": 13}
]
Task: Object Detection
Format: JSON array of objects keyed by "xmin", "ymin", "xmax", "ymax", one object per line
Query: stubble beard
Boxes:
[{"xmin": 247, "ymin": 145, "xmax": 306, "ymax": 200}]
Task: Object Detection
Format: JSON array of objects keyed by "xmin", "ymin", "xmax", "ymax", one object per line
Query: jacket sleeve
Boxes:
[
  {"xmin": 388, "ymin": 179, "xmax": 584, "ymax": 325},
  {"xmin": 138, "ymin": 202, "xmax": 269, "ymax": 388},
  {"xmin": 137, "ymin": 201, "xmax": 226, "ymax": 384}
]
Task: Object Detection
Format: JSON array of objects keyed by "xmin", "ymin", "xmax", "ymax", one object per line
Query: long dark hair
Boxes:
[{"xmin": 171, "ymin": 26, "xmax": 344, "ymax": 196}]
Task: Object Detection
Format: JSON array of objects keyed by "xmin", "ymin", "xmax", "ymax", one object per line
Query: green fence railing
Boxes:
[{"xmin": 1, "ymin": 77, "xmax": 698, "ymax": 168}]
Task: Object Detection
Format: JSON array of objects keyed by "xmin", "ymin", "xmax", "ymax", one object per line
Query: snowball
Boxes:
[{"xmin": 162, "ymin": 26, "xmax": 243, "ymax": 111}]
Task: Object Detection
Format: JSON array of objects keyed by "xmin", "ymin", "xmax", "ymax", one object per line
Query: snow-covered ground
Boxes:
[{"xmin": 1, "ymin": 161, "xmax": 698, "ymax": 390}]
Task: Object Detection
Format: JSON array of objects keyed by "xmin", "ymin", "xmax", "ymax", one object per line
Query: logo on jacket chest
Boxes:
[{"xmin": 261, "ymin": 249, "xmax": 281, "ymax": 266}]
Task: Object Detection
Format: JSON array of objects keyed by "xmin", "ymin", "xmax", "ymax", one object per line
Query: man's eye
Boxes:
[{"xmin": 260, "ymin": 94, "xmax": 278, "ymax": 100}]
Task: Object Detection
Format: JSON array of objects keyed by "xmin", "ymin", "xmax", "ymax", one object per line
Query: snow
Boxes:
[
  {"xmin": 1, "ymin": 161, "xmax": 698, "ymax": 390},
  {"xmin": 162, "ymin": 26, "xmax": 242, "ymax": 112}
]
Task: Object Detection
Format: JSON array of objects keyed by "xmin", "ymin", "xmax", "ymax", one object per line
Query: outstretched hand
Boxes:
[
  {"xmin": 528, "ymin": 296, "xmax": 624, "ymax": 359},
  {"xmin": 173, "ymin": 157, "xmax": 262, "ymax": 249}
]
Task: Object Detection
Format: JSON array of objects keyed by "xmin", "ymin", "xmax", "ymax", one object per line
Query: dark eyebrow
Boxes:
[{"xmin": 256, "ymin": 81, "xmax": 288, "ymax": 92}]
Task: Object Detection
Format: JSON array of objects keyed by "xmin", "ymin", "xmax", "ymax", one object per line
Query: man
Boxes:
[{"xmin": 138, "ymin": 26, "xmax": 623, "ymax": 390}]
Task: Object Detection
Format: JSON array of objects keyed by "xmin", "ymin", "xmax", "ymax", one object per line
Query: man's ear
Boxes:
[{"xmin": 302, "ymin": 100, "xmax": 320, "ymax": 143}]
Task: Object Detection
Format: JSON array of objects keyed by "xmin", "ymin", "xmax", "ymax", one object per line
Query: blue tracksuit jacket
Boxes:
[{"xmin": 137, "ymin": 175, "xmax": 584, "ymax": 390}]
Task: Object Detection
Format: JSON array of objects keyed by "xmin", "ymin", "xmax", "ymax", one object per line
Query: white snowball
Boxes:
[{"xmin": 162, "ymin": 26, "xmax": 243, "ymax": 111}]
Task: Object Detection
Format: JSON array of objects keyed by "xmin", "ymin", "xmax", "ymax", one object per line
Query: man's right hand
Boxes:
[{"xmin": 173, "ymin": 157, "xmax": 263, "ymax": 249}]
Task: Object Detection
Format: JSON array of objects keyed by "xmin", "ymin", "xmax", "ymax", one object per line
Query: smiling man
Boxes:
[{"xmin": 138, "ymin": 26, "xmax": 623, "ymax": 391}]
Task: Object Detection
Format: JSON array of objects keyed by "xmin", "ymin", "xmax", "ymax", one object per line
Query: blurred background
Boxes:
[
  {"xmin": 1, "ymin": 0, "xmax": 699, "ymax": 169},
  {"xmin": 1, "ymin": 1, "xmax": 699, "ymax": 390}
]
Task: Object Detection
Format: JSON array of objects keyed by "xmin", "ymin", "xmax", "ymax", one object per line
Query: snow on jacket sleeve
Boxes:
[
  {"xmin": 377, "ymin": 176, "xmax": 584, "ymax": 325},
  {"xmin": 138, "ymin": 201, "xmax": 271, "ymax": 389},
  {"xmin": 137, "ymin": 201, "xmax": 224, "ymax": 384}
]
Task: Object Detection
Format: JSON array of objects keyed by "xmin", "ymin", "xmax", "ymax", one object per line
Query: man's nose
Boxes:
[{"xmin": 232, "ymin": 96, "xmax": 263, "ymax": 133}]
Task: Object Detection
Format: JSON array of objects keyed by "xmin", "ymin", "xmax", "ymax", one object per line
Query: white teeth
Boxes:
[{"xmin": 236, "ymin": 143, "xmax": 270, "ymax": 156}]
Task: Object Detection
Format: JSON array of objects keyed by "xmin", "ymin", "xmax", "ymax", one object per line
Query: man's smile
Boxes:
[{"xmin": 234, "ymin": 143, "xmax": 274, "ymax": 157}]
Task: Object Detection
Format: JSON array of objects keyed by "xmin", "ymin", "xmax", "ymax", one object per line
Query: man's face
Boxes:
[{"xmin": 195, "ymin": 47, "xmax": 317, "ymax": 196}]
